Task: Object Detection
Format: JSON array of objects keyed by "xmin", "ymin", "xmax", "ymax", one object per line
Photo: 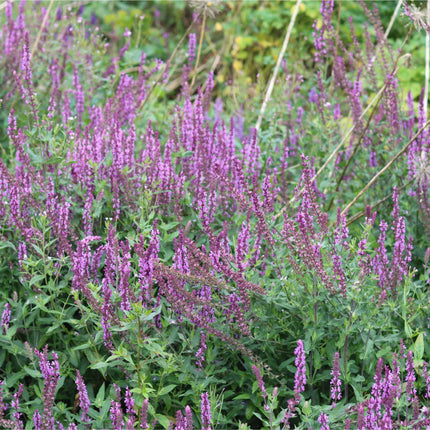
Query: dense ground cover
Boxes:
[{"xmin": 0, "ymin": 0, "xmax": 430, "ymax": 428}]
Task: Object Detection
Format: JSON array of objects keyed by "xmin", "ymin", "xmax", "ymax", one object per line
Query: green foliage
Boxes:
[{"xmin": 1, "ymin": 0, "xmax": 430, "ymax": 429}]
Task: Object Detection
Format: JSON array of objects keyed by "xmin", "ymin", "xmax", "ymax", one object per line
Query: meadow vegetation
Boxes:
[{"xmin": 0, "ymin": 0, "xmax": 430, "ymax": 428}]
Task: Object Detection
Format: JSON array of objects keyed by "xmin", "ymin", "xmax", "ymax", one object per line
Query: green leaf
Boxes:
[
  {"xmin": 145, "ymin": 341, "xmax": 164, "ymax": 356},
  {"xmin": 73, "ymin": 343, "xmax": 93, "ymax": 351},
  {"xmin": 158, "ymin": 384, "xmax": 176, "ymax": 396},
  {"xmin": 351, "ymin": 383, "xmax": 365, "ymax": 403},
  {"xmin": 95, "ymin": 383, "xmax": 106, "ymax": 408},
  {"xmin": 0, "ymin": 241, "xmax": 16, "ymax": 252},
  {"xmin": 156, "ymin": 414, "xmax": 171, "ymax": 429},
  {"xmin": 414, "ymin": 333, "xmax": 424, "ymax": 361},
  {"xmin": 24, "ymin": 366, "xmax": 42, "ymax": 378},
  {"xmin": 30, "ymin": 243, "xmax": 44, "ymax": 257},
  {"xmin": 234, "ymin": 393, "xmax": 251, "ymax": 400},
  {"xmin": 159, "ymin": 222, "xmax": 180, "ymax": 231},
  {"xmin": 90, "ymin": 361, "xmax": 116, "ymax": 370},
  {"xmin": 404, "ymin": 321, "xmax": 413, "ymax": 339},
  {"xmin": 29, "ymin": 274, "xmax": 45, "ymax": 288}
]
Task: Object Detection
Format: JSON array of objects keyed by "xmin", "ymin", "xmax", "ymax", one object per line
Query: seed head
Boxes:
[
  {"xmin": 403, "ymin": 3, "xmax": 430, "ymax": 32},
  {"xmin": 189, "ymin": 0, "xmax": 222, "ymax": 18}
]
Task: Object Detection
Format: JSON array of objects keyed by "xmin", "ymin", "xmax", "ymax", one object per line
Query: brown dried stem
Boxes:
[{"xmin": 341, "ymin": 119, "xmax": 430, "ymax": 216}]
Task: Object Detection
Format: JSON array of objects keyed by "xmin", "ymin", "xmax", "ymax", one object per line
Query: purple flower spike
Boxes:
[
  {"xmin": 1, "ymin": 303, "xmax": 11, "ymax": 334},
  {"xmin": 318, "ymin": 412, "xmax": 330, "ymax": 430},
  {"xmin": 140, "ymin": 399, "xmax": 149, "ymax": 429},
  {"xmin": 252, "ymin": 365, "xmax": 267, "ymax": 398},
  {"xmin": 405, "ymin": 350, "xmax": 417, "ymax": 401},
  {"xmin": 294, "ymin": 340, "xmax": 306, "ymax": 403},
  {"xmin": 200, "ymin": 392, "xmax": 211, "ymax": 430},
  {"xmin": 330, "ymin": 352, "xmax": 341, "ymax": 407},
  {"xmin": 34, "ymin": 347, "xmax": 60, "ymax": 430},
  {"xmin": 75, "ymin": 370, "xmax": 90, "ymax": 423},
  {"xmin": 189, "ymin": 33, "xmax": 196, "ymax": 66}
]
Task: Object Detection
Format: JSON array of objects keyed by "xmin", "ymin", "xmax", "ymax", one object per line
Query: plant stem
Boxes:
[
  {"xmin": 138, "ymin": 13, "xmax": 199, "ymax": 112},
  {"xmin": 273, "ymin": 51, "xmax": 412, "ymax": 220},
  {"xmin": 345, "ymin": 179, "xmax": 412, "ymax": 227},
  {"xmin": 325, "ymin": 86, "xmax": 384, "ymax": 213},
  {"xmin": 31, "ymin": 0, "xmax": 54, "ymax": 57},
  {"xmin": 366, "ymin": 0, "xmax": 403, "ymax": 72},
  {"xmin": 341, "ymin": 118, "xmax": 430, "ymax": 216},
  {"xmin": 190, "ymin": 12, "xmax": 207, "ymax": 91},
  {"xmin": 425, "ymin": 0, "xmax": 430, "ymax": 120},
  {"xmin": 255, "ymin": 0, "xmax": 302, "ymax": 131}
]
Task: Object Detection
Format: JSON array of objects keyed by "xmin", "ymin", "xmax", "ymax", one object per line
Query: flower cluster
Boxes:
[
  {"xmin": 34, "ymin": 347, "xmax": 61, "ymax": 430},
  {"xmin": 294, "ymin": 340, "xmax": 306, "ymax": 403}
]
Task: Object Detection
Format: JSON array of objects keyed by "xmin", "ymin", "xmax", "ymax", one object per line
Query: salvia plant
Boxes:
[{"xmin": 0, "ymin": 0, "xmax": 429, "ymax": 428}]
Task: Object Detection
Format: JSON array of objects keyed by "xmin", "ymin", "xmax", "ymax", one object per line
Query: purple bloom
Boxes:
[
  {"xmin": 405, "ymin": 350, "xmax": 417, "ymax": 401},
  {"xmin": 330, "ymin": 352, "xmax": 341, "ymax": 407},
  {"xmin": 252, "ymin": 365, "xmax": 267, "ymax": 398},
  {"xmin": 110, "ymin": 385, "xmax": 124, "ymax": 430},
  {"xmin": 1, "ymin": 303, "xmax": 11, "ymax": 334},
  {"xmin": 75, "ymin": 370, "xmax": 90, "ymax": 423},
  {"xmin": 294, "ymin": 339, "xmax": 306, "ymax": 403},
  {"xmin": 34, "ymin": 410, "xmax": 42, "ymax": 430},
  {"xmin": 200, "ymin": 392, "xmax": 211, "ymax": 430},
  {"xmin": 125, "ymin": 387, "xmax": 136, "ymax": 429},
  {"xmin": 236, "ymin": 219, "xmax": 250, "ymax": 272},
  {"xmin": 281, "ymin": 398, "xmax": 296, "ymax": 427},
  {"xmin": 175, "ymin": 408, "xmax": 193, "ymax": 430},
  {"xmin": 140, "ymin": 399, "xmax": 149, "ymax": 429},
  {"xmin": 333, "ymin": 104, "xmax": 341, "ymax": 120},
  {"xmin": 11, "ymin": 384, "xmax": 23, "ymax": 430},
  {"xmin": 423, "ymin": 362, "xmax": 430, "ymax": 399},
  {"xmin": 110, "ymin": 400, "xmax": 124, "ymax": 430},
  {"xmin": 175, "ymin": 410, "xmax": 185, "ymax": 430},
  {"xmin": 90, "ymin": 12, "xmax": 97, "ymax": 25},
  {"xmin": 318, "ymin": 412, "xmax": 330, "ymax": 430},
  {"xmin": 309, "ymin": 87, "xmax": 319, "ymax": 103},
  {"xmin": 188, "ymin": 33, "xmax": 196, "ymax": 66},
  {"xmin": 185, "ymin": 406, "xmax": 193, "ymax": 430},
  {"xmin": 34, "ymin": 347, "xmax": 60, "ymax": 430},
  {"xmin": 196, "ymin": 331, "xmax": 207, "ymax": 369}
]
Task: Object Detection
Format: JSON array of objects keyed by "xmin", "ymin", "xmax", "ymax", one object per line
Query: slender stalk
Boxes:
[
  {"xmin": 360, "ymin": 326, "xmax": 372, "ymax": 385},
  {"xmin": 201, "ymin": 2, "xmax": 243, "ymax": 94},
  {"xmin": 31, "ymin": 0, "xmax": 55, "ymax": 57},
  {"xmin": 365, "ymin": 0, "xmax": 402, "ymax": 75},
  {"xmin": 343, "ymin": 334, "xmax": 349, "ymax": 402},
  {"xmin": 325, "ymin": 45, "xmax": 408, "ymax": 213},
  {"xmin": 310, "ymin": 277, "xmax": 318, "ymax": 404},
  {"xmin": 424, "ymin": 0, "xmax": 430, "ymax": 119},
  {"xmin": 255, "ymin": 0, "xmax": 302, "ymax": 131},
  {"xmin": 273, "ymin": 79, "xmax": 393, "ymax": 220},
  {"xmin": 273, "ymin": 52, "xmax": 412, "ymax": 221},
  {"xmin": 345, "ymin": 180, "xmax": 412, "ymax": 227},
  {"xmin": 190, "ymin": 12, "xmax": 207, "ymax": 91},
  {"xmin": 327, "ymin": 0, "xmax": 342, "ymax": 99},
  {"xmin": 385, "ymin": 0, "xmax": 403, "ymax": 39},
  {"xmin": 138, "ymin": 14, "xmax": 199, "ymax": 112},
  {"xmin": 341, "ymin": 118, "xmax": 430, "ymax": 216},
  {"xmin": 325, "ymin": 86, "xmax": 384, "ymax": 213}
]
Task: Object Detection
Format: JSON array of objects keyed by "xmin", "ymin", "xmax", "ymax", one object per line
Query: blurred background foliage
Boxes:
[{"xmin": 79, "ymin": 0, "xmax": 428, "ymax": 103}]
